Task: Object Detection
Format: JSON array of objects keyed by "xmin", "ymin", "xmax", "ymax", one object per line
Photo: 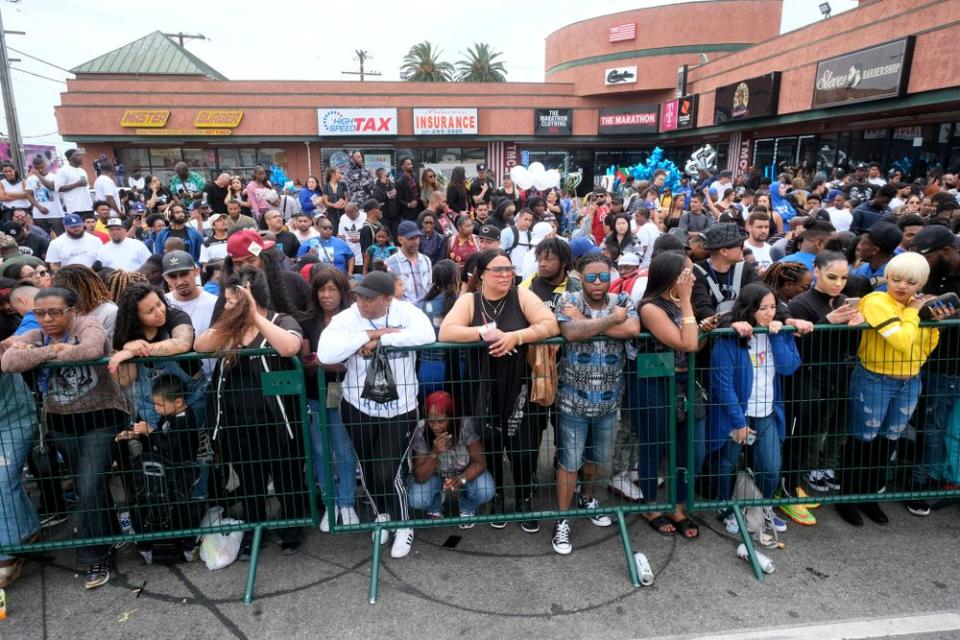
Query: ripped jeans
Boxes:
[{"xmin": 849, "ymin": 364, "xmax": 921, "ymax": 442}]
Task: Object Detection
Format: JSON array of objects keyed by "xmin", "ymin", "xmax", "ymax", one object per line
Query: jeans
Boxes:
[
  {"xmin": 133, "ymin": 361, "xmax": 208, "ymax": 429},
  {"xmin": 913, "ymin": 372, "xmax": 960, "ymax": 485},
  {"xmin": 555, "ymin": 411, "xmax": 616, "ymax": 472},
  {"xmin": 717, "ymin": 413, "xmax": 781, "ymax": 500},
  {"xmin": 308, "ymin": 399, "xmax": 357, "ymax": 509},
  {"xmin": 408, "ymin": 471, "xmax": 495, "ymax": 514},
  {"xmin": 0, "ymin": 413, "xmax": 39, "ymax": 561},
  {"xmin": 849, "ymin": 364, "xmax": 921, "ymax": 442}
]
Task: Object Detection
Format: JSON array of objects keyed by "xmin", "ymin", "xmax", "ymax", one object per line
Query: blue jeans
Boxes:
[
  {"xmin": 717, "ymin": 413, "xmax": 781, "ymax": 500},
  {"xmin": 914, "ymin": 372, "xmax": 960, "ymax": 485},
  {"xmin": 849, "ymin": 364, "xmax": 921, "ymax": 442},
  {"xmin": 0, "ymin": 412, "xmax": 39, "ymax": 561},
  {"xmin": 308, "ymin": 399, "xmax": 357, "ymax": 509},
  {"xmin": 631, "ymin": 374, "xmax": 705, "ymax": 504},
  {"xmin": 133, "ymin": 361, "xmax": 208, "ymax": 429},
  {"xmin": 408, "ymin": 471, "xmax": 495, "ymax": 514},
  {"xmin": 555, "ymin": 411, "xmax": 616, "ymax": 473}
]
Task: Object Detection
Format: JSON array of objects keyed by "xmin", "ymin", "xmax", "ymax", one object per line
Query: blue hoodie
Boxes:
[
  {"xmin": 151, "ymin": 225, "xmax": 204, "ymax": 262},
  {"xmin": 770, "ymin": 186, "xmax": 797, "ymax": 226}
]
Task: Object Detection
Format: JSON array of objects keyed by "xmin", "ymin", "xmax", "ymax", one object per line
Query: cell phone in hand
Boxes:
[
  {"xmin": 844, "ymin": 297, "xmax": 860, "ymax": 308},
  {"xmin": 920, "ymin": 292, "xmax": 960, "ymax": 321}
]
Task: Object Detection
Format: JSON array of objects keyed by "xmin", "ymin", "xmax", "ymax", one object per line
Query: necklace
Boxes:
[{"xmin": 479, "ymin": 292, "xmax": 507, "ymax": 325}]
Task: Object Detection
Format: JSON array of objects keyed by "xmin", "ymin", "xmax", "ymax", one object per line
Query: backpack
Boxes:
[{"xmin": 693, "ymin": 261, "xmax": 745, "ymax": 314}]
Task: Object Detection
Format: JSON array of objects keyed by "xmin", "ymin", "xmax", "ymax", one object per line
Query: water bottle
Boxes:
[
  {"xmin": 633, "ymin": 552, "xmax": 655, "ymax": 586},
  {"xmin": 118, "ymin": 510, "xmax": 134, "ymax": 536},
  {"xmin": 736, "ymin": 543, "xmax": 775, "ymax": 574}
]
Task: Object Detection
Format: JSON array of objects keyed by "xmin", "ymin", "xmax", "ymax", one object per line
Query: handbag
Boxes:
[
  {"xmin": 360, "ymin": 342, "xmax": 399, "ymax": 405},
  {"xmin": 527, "ymin": 344, "xmax": 558, "ymax": 407}
]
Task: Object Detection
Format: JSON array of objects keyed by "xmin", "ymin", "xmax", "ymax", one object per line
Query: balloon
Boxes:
[
  {"xmin": 511, "ymin": 166, "xmax": 534, "ymax": 190},
  {"xmin": 543, "ymin": 169, "xmax": 561, "ymax": 189},
  {"xmin": 533, "ymin": 173, "xmax": 551, "ymax": 191},
  {"xmin": 564, "ymin": 170, "xmax": 582, "ymax": 192},
  {"xmin": 685, "ymin": 145, "xmax": 717, "ymax": 178},
  {"xmin": 527, "ymin": 162, "xmax": 545, "ymax": 177}
]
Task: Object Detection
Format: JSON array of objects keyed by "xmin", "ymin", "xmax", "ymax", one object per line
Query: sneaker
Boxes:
[
  {"xmin": 280, "ymin": 539, "xmax": 301, "ymax": 556},
  {"xmin": 373, "ymin": 513, "xmax": 390, "ymax": 545},
  {"xmin": 520, "ymin": 496, "xmax": 539, "ymax": 533},
  {"xmin": 183, "ymin": 544, "xmax": 198, "ymax": 563},
  {"xmin": 551, "ymin": 519, "xmax": 572, "ymax": 555},
  {"xmin": 719, "ymin": 509, "xmax": 740, "ymax": 535},
  {"xmin": 796, "ymin": 486, "xmax": 821, "ymax": 509},
  {"xmin": 40, "ymin": 513, "xmax": 69, "ymax": 529},
  {"xmin": 906, "ymin": 499, "xmax": 931, "ymax": 517},
  {"xmin": 805, "ymin": 469, "xmax": 831, "ymax": 493},
  {"xmin": 628, "ymin": 468, "xmax": 640, "ymax": 484},
  {"xmin": 84, "ymin": 564, "xmax": 110, "ymax": 589},
  {"xmin": 489, "ymin": 496, "xmax": 506, "ymax": 529},
  {"xmin": 390, "ymin": 528, "xmax": 414, "ymax": 558},
  {"xmin": 762, "ymin": 507, "xmax": 787, "ymax": 533},
  {"xmin": 823, "ymin": 469, "xmax": 840, "ymax": 491},
  {"xmin": 320, "ymin": 508, "xmax": 335, "ymax": 533},
  {"xmin": 459, "ymin": 511, "xmax": 476, "ymax": 529},
  {"xmin": 579, "ymin": 495, "xmax": 612, "ymax": 527},
  {"xmin": 608, "ymin": 472, "xmax": 642, "ymax": 502},
  {"xmin": 339, "ymin": 506, "xmax": 360, "ymax": 526},
  {"xmin": 779, "ymin": 502, "xmax": 816, "ymax": 526},
  {"xmin": 425, "ymin": 511, "xmax": 442, "ymax": 520},
  {"xmin": 139, "ymin": 550, "xmax": 153, "ymax": 565}
]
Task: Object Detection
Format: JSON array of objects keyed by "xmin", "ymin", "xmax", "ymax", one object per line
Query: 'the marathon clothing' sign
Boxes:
[
  {"xmin": 598, "ymin": 105, "xmax": 658, "ymax": 135},
  {"xmin": 714, "ymin": 72, "xmax": 780, "ymax": 123},
  {"xmin": 812, "ymin": 37, "xmax": 914, "ymax": 109},
  {"xmin": 661, "ymin": 95, "xmax": 697, "ymax": 132},
  {"xmin": 534, "ymin": 109, "xmax": 572, "ymax": 136}
]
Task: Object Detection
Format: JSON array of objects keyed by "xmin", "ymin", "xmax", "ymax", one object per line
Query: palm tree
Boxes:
[
  {"xmin": 455, "ymin": 43, "xmax": 507, "ymax": 82},
  {"xmin": 400, "ymin": 41, "xmax": 454, "ymax": 82}
]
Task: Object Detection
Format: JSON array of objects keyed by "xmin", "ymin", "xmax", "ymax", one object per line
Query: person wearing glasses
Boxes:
[
  {"xmin": 3, "ymin": 261, "xmax": 51, "ymax": 289},
  {"xmin": 297, "ymin": 220, "xmax": 355, "ymax": 276},
  {"xmin": 417, "ymin": 210, "xmax": 446, "ymax": 267},
  {"xmin": 1, "ymin": 287, "xmax": 125, "ymax": 590},
  {"xmin": 420, "ymin": 168, "xmax": 439, "ymax": 210}
]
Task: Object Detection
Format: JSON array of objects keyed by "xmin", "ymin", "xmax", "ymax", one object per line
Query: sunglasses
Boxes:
[
  {"xmin": 582, "ymin": 272, "xmax": 612, "ymax": 283},
  {"xmin": 486, "ymin": 266, "xmax": 515, "ymax": 275},
  {"xmin": 34, "ymin": 307, "xmax": 70, "ymax": 319}
]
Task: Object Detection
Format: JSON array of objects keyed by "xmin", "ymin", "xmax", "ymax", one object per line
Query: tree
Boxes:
[
  {"xmin": 456, "ymin": 43, "xmax": 507, "ymax": 82},
  {"xmin": 400, "ymin": 41, "xmax": 454, "ymax": 82}
]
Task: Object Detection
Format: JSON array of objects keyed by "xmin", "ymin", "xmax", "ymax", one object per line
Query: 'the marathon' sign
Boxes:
[
  {"xmin": 413, "ymin": 108, "xmax": 478, "ymax": 135},
  {"xmin": 317, "ymin": 108, "xmax": 398, "ymax": 136},
  {"xmin": 812, "ymin": 37, "xmax": 914, "ymax": 108},
  {"xmin": 598, "ymin": 105, "xmax": 658, "ymax": 135},
  {"xmin": 534, "ymin": 109, "xmax": 572, "ymax": 136}
]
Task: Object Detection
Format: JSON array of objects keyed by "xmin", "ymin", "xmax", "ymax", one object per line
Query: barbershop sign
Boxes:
[{"xmin": 812, "ymin": 37, "xmax": 914, "ymax": 109}]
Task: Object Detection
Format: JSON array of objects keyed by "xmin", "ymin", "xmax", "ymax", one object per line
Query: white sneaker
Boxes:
[
  {"xmin": 721, "ymin": 509, "xmax": 740, "ymax": 535},
  {"xmin": 390, "ymin": 528, "xmax": 414, "ymax": 558},
  {"xmin": 552, "ymin": 519, "xmax": 572, "ymax": 555},
  {"xmin": 628, "ymin": 468, "xmax": 640, "ymax": 484},
  {"xmin": 608, "ymin": 472, "xmax": 642, "ymax": 502},
  {"xmin": 373, "ymin": 513, "xmax": 390, "ymax": 545},
  {"xmin": 459, "ymin": 511, "xmax": 475, "ymax": 530},
  {"xmin": 339, "ymin": 506, "xmax": 360, "ymax": 526},
  {"xmin": 579, "ymin": 495, "xmax": 613, "ymax": 527},
  {"xmin": 320, "ymin": 508, "xmax": 335, "ymax": 533}
]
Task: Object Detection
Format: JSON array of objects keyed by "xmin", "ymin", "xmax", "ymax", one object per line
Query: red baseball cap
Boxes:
[{"xmin": 227, "ymin": 229, "xmax": 275, "ymax": 259}]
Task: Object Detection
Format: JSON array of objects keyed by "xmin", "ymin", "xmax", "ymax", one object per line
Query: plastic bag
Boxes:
[
  {"xmin": 361, "ymin": 342, "xmax": 398, "ymax": 405},
  {"xmin": 198, "ymin": 507, "xmax": 245, "ymax": 570}
]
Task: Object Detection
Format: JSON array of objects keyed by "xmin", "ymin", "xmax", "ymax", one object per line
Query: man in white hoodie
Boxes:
[{"xmin": 317, "ymin": 271, "xmax": 435, "ymax": 559}]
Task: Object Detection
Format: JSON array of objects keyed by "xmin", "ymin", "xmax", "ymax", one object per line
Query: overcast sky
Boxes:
[{"xmin": 0, "ymin": 0, "xmax": 858, "ymax": 150}]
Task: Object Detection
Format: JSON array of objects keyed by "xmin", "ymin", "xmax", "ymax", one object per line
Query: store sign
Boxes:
[
  {"xmin": 812, "ymin": 37, "xmax": 914, "ymax": 108},
  {"xmin": 534, "ymin": 109, "xmax": 572, "ymax": 136},
  {"xmin": 608, "ymin": 23, "xmax": 636, "ymax": 42},
  {"xmin": 120, "ymin": 110, "xmax": 169, "ymax": 128},
  {"xmin": 661, "ymin": 95, "xmax": 697, "ymax": 132},
  {"xmin": 317, "ymin": 108, "xmax": 397, "ymax": 136},
  {"xmin": 194, "ymin": 110, "xmax": 243, "ymax": 128},
  {"xmin": 412, "ymin": 108, "xmax": 478, "ymax": 135},
  {"xmin": 504, "ymin": 143, "xmax": 519, "ymax": 175},
  {"xmin": 134, "ymin": 128, "xmax": 232, "ymax": 136},
  {"xmin": 604, "ymin": 66, "xmax": 637, "ymax": 86},
  {"xmin": 714, "ymin": 72, "xmax": 780, "ymax": 123},
  {"xmin": 737, "ymin": 136, "xmax": 752, "ymax": 175},
  {"xmin": 598, "ymin": 105, "xmax": 658, "ymax": 135},
  {"xmin": 676, "ymin": 65, "xmax": 688, "ymax": 98}
]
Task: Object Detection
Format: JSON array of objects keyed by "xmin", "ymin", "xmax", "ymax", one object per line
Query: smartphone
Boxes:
[
  {"xmin": 844, "ymin": 297, "xmax": 860, "ymax": 308},
  {"xmin": 920, "ymin": 292, "xmax": 960, "ymax": 321}
]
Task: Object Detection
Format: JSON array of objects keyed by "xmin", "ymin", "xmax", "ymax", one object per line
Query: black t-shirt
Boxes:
[
  {"xmin": 274, "ymin": 230, "xmax": 300, "ymax": 259},
  {"xmin": 139, "ymin": 307, "xmax": 201, "ymax": 377},
  {"xmin": 529, "ymin": 276, "xmax": 565, "ymax": 312},
  {"xmin": 167, "ymin": 226, "xmax": 188, "ymax": 241},
  {"xmin": 469, "ymin": 177, "xmax": 494, "ymax": 205},
  {"xmin": 204, "ymin": 183, "xmax": 228, "ymax": 214},
  {"xmin": 19, "ymin": 234, "xmax": 49, "ymax": 260}
]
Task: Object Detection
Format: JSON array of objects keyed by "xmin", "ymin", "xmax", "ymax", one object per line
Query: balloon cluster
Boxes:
[
  {"xmin": 603, "ymin": 147, "xmax": 684, "ymax": 194},
  {"xmin": 269, "ymin": 164, "xmax": 290, "ymax": 190},
  {"xmin": 684, "ymin": 145, "xmax": 717, "ymax": 179},
  {"xmin": 511, "ymin": 162, "xmax": 561, "ymax": 191}
]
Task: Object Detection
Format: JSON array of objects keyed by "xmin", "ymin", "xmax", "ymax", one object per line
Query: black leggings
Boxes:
[
  {"xmin": 341, "ymin": 402, "xmax": 417, "ymax": 521},
  {"xmin": 483, "ymin": 403, "xmax": 548, "ymax": 503}
]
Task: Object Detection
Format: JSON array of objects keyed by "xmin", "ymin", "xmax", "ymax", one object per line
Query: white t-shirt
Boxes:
[
  {"xmin": 746, "ymin": 241, "xmax": 773, "ymax": 271},
  {"xmin": 54, "ymin": 166, "xmax": 93, "ymax": 213},
  {"xmin": 338, "ymin": 212, "xmax": 366, "ymax": 263},
  {"xmin": 46, "ymin": 232, "xmax": 103, "ymax": 267},
  {"xmin": 200, "ymin": 237, "xmax": 228, "ymax": 264},
  {"xmin": 634, "ymin": 221, "xmax": 661, "ymax": 268},
  {"xmin": 0, "ymin": 178, "xmax": 30, "ymax": 209},
  {"xmin": 26, "ymin": 173, "xmax": 63, "ymax": 219},
  {"xmin": 826, "ymin": 207, "xmax": 852, "ymax": 232},
  {"xmin": 94, "ymin": 174, "xmax": 123, "ymax": 215},
  {"xmin": 95, "ymin": 238, "xmax": 151, "ymax": 271},
  {"xmin": 867, "ymin": 177, "xmax": 887, "ymax": 187},
  {"xmin": 165, "ymin": 290, "xmax": 217, "ymax": 336},
  {"xmin": 293, "ymin": 227, "xmax": 320, "ymax": 243},
  {"xmin": 746, "ymin": 334, "xmax": 775, "ymax": 418}
]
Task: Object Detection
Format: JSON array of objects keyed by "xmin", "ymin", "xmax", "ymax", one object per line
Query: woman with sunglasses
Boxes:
[
  {"xmin": 5, "ymin": 261, "xmax": 51, "ymax": 289},
  {"xmin": 440, "ymin": 250, "xmax": 559, "ymax": 529},
  {"xmin": 420, "ymin": 169, "xmax": 439, "ymax": 210}
]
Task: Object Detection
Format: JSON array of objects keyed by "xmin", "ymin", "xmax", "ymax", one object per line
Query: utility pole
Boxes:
[
  {"xmin": 0, "ymin": 6, "xmax": 23, "ymax": 172},
  {"xmin": 162, "ymin": 32, "xmax": 207, "ymax": 48},
  {"xmin": 341, "ymin": 50, "xmax": 381, "ymax": 82}
]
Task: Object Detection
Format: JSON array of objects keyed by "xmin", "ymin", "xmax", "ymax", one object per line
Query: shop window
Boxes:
[
  {"xmin": 256, "ymin": 147, "xmax": 287, "ymax": 168},
  {"xmin": 797, "ymin": 136, "xmax": 817, "ymax": 171},
  {"xmin": 816, "ymin": 134, "xmax": 838, "ymax": 173},
  {"xmin": 117, "ymin": 148, "xmax": 149, "ymax": 172},
  {"xmin": 773, "ymin": 138, "xmax": 796, "ymax": 174},
  {"xmin": 753, "ymin": 139, "xmax": 775, "ymax": 180},
  {"xmin": 149, "ymin": 148, "xmax": 182, "ymax": 171}
]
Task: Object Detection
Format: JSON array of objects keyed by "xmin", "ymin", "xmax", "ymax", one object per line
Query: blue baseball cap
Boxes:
[
  {"xmin": 398, "ymin": 220, "xmax": 420, "ymax": 239},
  {"xmin": 64, "ymin": 213, "xmax": 84, "ymax": 227},
  {"xmin": 569, "ymin": 235, "xmax": 600, "ymax": 259},
  {"xmin": 130, "ymin": 201, "xmax": 146, "ymax": 213}
]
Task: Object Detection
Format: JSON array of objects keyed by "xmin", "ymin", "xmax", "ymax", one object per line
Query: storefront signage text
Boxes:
[
  {"xmin": 194, "ymin": 110, "xmax": 244, "ymax": 128},
  {"xmin": 317, "ymin": 108, "xmax": 398, "ymax": 136},
  {"xmin": 604, "ymin": 66, "xmax": 637, "ymax": 86},
  {"xmin": 412, "ymin": 108, "xmax": 478, "ymax": 135},
  {"xmin": 120, "ymin": 110, "xmax": 169, "ymax": 128},
  {"xmin": 598, "ymin": 105, "xmax": 658, "ymax": 135},
  {"xmin": 812, "ymin": 37, "xmax": 914, "ymax": 108},
  {"xmin": 133, "ymin": 128, "xmax": 233, "ymax": 136},
  {"xmin": 714, "ymin": 72, "xmax": 780, "ymax": 123},
  {"xmin": 661, "ymin": 95, "xmax": 697, "ymax": 132},
  {"xmin": 534, "ymin": 109, "xmax": 572, "ymax": 136}
]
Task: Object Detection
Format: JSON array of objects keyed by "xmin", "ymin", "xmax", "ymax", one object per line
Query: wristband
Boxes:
[
  {"xmin": 682, "ymin": 316, "xmax": 697, "ymax": 326},
  {"xmin": 516, "ymin": 331, "xmax": 524, "ymax": 346}
]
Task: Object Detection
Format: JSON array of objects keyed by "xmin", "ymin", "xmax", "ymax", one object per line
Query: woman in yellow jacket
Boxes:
[{"xmin": 837, "ymin": 252, "xmax": 955, "ymax": 526}]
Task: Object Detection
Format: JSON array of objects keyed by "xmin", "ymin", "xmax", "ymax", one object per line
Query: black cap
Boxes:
[
  {"xmin": 354, "ymin": 271, "xmax": 395, "ymax": 298},
  {"xmin": 476, "ymin": 224, "xmax": 500, "ymax": 241},
  {"xmin": 913, "ymin": 224, "xmax": 959, "ymax": 255},
  {"xmin": 476, "ymin": 163, "xmax": 486, "ymax": 172},
  {"xmin": 362, "ymin": 198, "xmax": 381, "ymax": 213},
  {"xmin": 161, "ymin": 250, "xmax": 197, "ymax": 275},
  {"xmin": 0, "ymin": 221, "xmax": 21, "ymax": 237},
  {"xmin": 855, "ymin": 162, "xmax": 868, "ymax": 171},
  {"xmin": 866, "ymin": 221, "xmax": 902, "ymax": 255},
  {"xmin": 703, "ymin": 223, "xmax": 746, "ymax": 251}
]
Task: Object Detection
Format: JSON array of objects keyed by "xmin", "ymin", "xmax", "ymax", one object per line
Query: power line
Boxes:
[
  {"xmin": 7, "ymin": 46, "xmax": 72, "ymax": 74},
  {"xmin": 10, "ymin": 66, "xmax": 66, "ymax": 84}
]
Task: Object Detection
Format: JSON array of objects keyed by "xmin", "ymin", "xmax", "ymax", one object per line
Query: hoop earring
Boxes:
[{"xmin": 669, "ymin": 287, "xmax": 681, "ymax": 304}]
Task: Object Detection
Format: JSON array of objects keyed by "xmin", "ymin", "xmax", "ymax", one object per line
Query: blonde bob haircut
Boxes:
[{"xmin": 884, "ymin": 251, "xmax": 930, "ymax": 288}]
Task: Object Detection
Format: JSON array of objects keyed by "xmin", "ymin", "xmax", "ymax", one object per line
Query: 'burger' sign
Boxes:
[{"xmin": 812, "ymin": 37, "xmax": 914, "ymax": 109}]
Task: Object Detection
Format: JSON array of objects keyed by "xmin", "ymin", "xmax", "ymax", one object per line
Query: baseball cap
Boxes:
[
  {"xmin": 130, "ymin": 201, "xmax": 146, "ymax": 213},
  {"xmin": 855, "ymin": 162, "xmax": 869, "ymax": 171},
  {"xmin": 866, "ymin": 221, "xmax": 902, "ymax": 255},
  {"xmin": 397, "ymin": 220, "xmax": 420, "ymax": 239},
  {"xmin": 354, "ymin": 271, "xmax": 395, "ymax": 299},
  {"xmin": 618, "ymin": 252, "xmax": 641, "ymax": 267},
  {"xmin": 569, "ymin": 236, "xmax": 599, "ymax": 259},
  {"xmin": 476, "ymin": 224, "xmax": 500, "ymax": 241},
  {"xmin": 913, "ymin": 225, "xmax": 959, "ymax": 255},
  {"xmin": 530, "ymin": 222, "xmax": 553, "ymax": 245},
  {"xmin": 362, "ymin": 198, "xmax": 381, "ymax": 213},
  {"xmin": 106, "ymin": 217, "xmax": 124, "ymax": 228},
  {"xmin": 476, "ymin": 163, "xmax": 487, "ymax": 172},
  {"xmin": 1, "ymin": 221, "xmax": 21, "ymax": 237},
  {"xmin": 208, "ymin": 213, "xmax": 225, "ymax": 225},
  {"xmin": 64, "ymin": 213, "xmax": 84, "ymax": 227},
  {"xmin": 161, "ymin": 250, "xmax": 197, "ymax": 275},
  {"xmin": 227, "ymin": 229, "xmax": 275, "ymax": 259}
]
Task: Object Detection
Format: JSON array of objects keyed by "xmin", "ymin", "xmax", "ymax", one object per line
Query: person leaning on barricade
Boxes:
[
  {"xmin": 317, "ymin": 270, "xmax": 435, "ymax": 560},
  {"xmin": 195, "ymin": 266, "xmax": 307, "ymax": 558},
  {"xmin": 0, "ymin": 287, "xmax": 126, "ymax": 590},
  {"xmin": 836, "ymin": 252, "xmax": 956, "ymax": 527},
  {"xmin": 439, "ymin": 249, "xmax": 559, "ymax": 531}
]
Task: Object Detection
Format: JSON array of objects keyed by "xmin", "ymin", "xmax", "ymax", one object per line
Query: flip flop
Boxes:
[
  {"xmin": 672, "ymin": 517, "xmax": 700, "ymax": 539},
  {"xmin": 644, "ymin": 514, "xmax": 676, "ymax": 536}
]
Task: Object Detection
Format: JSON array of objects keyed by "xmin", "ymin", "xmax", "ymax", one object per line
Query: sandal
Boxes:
[
  {"xmin": 644, "ymin": 514, "xmax": 676, "ymax": 536},
  {"xmin": 0, "ymin": 557, "xmax": 25, "ymax": 589},
  {"xmin": 672, "ymin": 517, "xmax": 700, "ymax": 539}
]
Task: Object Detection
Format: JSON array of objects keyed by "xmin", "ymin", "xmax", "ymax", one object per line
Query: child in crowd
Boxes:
[{"xmin": 363, "ymin": 225, "xmax": 397, "ymax": 275}]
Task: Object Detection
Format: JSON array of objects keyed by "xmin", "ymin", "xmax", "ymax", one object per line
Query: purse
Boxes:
[
  {"xmin": 527, "ymin": 344, "xmax": 559, "ymax": 407},
  {"xmin": 360, "ymin": 342, "xmax": 399, "ymax": 405}
]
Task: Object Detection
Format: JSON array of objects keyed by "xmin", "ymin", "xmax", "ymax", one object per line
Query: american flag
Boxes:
[{"xmin": 609, "ymin": 23, "xmax": 636, "ymax": 42}]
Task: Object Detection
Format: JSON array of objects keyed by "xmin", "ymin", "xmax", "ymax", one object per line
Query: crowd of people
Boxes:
[{"xmin": 1, "ymin": 148, "xmax": 959, "ymax": 592}]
